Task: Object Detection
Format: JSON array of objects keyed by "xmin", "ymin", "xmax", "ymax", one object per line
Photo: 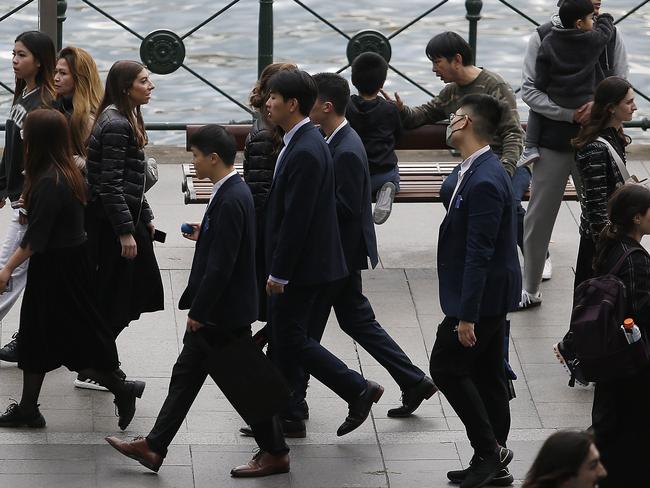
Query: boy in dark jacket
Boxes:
[
  {"xmin": 346, "ymin": 52, "xmax": 402, "ymax": 225},
  {"xmin": 518, "ymin": 0, "xmax": 614, "ymax": 167}
]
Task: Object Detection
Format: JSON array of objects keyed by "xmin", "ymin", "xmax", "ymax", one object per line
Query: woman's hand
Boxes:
[
  {"xmin": 0, "ymin": 268, "xmax": 11, "ymax": 294},
  {"xmin": 119, "ymin": 234, "xmax": 137, "ymax": 259},
  {"xmin": 146, "ymin": 222, "xmax": 155, "ymax": 240},
  {"xmin": 182, "ymin": 223, "xmax": 201, "ymax": 242}
]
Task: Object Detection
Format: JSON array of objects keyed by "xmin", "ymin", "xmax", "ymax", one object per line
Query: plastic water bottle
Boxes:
[{"xmin": 622, "ymin": 318, "xmax": 642, "ymax": 344}]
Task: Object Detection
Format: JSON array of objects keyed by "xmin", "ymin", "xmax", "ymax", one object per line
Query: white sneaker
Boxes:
[
  {"xmin": 517, "ymin": 147, "xmax": 540, "ymax": 168},
  {"xmin": 542, "ymin": 256, "xmax": 552, "ymax": 281},
  {"xmin": 373, "ymin": 182, "xmax": 396, "ymax": 225},
  {"xmin": 74, "ymin": 375, "xmax": 109, "ymax": 392},
  {"xmin": 517, "ymin": 289, "xmax": 542, "ymax": 310}
]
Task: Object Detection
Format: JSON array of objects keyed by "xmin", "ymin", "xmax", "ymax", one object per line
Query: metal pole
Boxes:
[
  {"xmin": 258, "ymin": 0, "xmax": 273, "ymax": 78},
  {"xmin": 465, "ymin": 0, "xmax": 483, "ymax": 64},
  {"xmin": 38, "ymin": 0, "xmax": 58, "ymax": 46},
  {"xmin": 57, "ymin": 0, "xmax": 67, "ymax": 51}
]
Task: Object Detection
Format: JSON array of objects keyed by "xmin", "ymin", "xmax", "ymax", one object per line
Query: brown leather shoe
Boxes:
[
  {"xmin": 105, "ymin": 436, "xmax": 163, "ymax": 472},
  {"xmin": 230, "ymin": 451, "xmax": 290, "ymax": 478}
]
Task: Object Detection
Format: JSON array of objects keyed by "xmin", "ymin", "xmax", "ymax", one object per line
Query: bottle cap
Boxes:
[{"xmin": 623, "ymin": 318, "xmax": 635, "ymax": 329}]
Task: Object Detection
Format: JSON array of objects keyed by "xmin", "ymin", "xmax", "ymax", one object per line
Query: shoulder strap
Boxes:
[
  {"xmin": 610, "ymin": 247, "xmax": 646, "ymax": 275},
  {"xmin": 596, "ymin": 136, "xmax": 630, "ymax": 182}
]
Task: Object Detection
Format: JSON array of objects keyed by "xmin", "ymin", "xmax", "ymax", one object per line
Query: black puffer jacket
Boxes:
[
  {"xmin": 86, "ymin": 107, "xmax": 153, "ymax": 235},
  {"xmin": 243, "ymin": 117, "xmax": 278, "ymax": 212}
]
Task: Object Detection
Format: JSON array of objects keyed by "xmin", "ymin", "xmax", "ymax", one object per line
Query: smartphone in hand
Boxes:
[{"xmin": 153, "ymin": 229, "xmax": 167, "ymax": 243}]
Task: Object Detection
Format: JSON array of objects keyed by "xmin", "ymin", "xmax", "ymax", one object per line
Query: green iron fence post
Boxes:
[
  {"xmin": 465, "ymin": 0, "xmax": 483, "ymax": 63},
  {"xmin": 57, "ymin": 0, "xmax": 67, "ymax": 51},
  {"xmin": 258, "ymin": 0, "xmax": 273, "ymax": 78}
]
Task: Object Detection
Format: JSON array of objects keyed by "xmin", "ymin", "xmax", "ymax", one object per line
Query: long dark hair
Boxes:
[
  {"xmin": 572, "ymin": 77, "xmax": 633, "ymax": 150},
  {"xmin": 593, "ymin": 183, "xmax": 650, "ymax": 271},
  {"xmin": 22, "ymin": 109, "xmax": 86, "ymax": 209},
  {"xmin": 522, "ymin": 431, "xmax": 595, "ymax": 488},
  {"xmin": 13, "ymin": 31, "xmax": 56, "ymax": 105},
  {"xmin": 94, "ymin": 60, "xmax": 148, "ymax": 147}
]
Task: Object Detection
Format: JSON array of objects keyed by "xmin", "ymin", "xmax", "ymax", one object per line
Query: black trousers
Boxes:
[
  {"xmin": 292, "ymin": 270, "xmax": 424, "ymax": 404},
  {"xmin": 146, "ymin": 329, "xmax": 288, "ymax": 457},
  {"xmin": 429, "ymin": 315, "xmax": 510, "ymax": 458},
  {"xmin": 574, "ymin": 234, "xmax": 596, "ymax": 292},
  {"xmin": 269, "ymin": 282, "xmax": 366, "ymax": 420}
]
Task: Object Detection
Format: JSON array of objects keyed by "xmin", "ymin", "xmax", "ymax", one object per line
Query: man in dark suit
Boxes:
[
  {"xmin": 264, "ymin": 69, "xmax": 383, "ymax": 437},
  {"xmin": 306, "ymin": 72, "xmax": 437, "ymax": 418},
  {"xmin": 429, "ymin": 95, "xmax": 521, "ymax": 488},
  {"xmin": 105, "ymin": 125, "xmax": 289, "ymax": 477}
]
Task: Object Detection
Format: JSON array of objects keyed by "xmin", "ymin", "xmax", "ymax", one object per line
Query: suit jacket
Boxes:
[
  {"xmin": 179, "ymin": 174, "xmax": 258, "ymax": 330},
  {"xmin": 328, "ymin": 123, "xmax": 379, "ymax": 271},
  {"xmin": 437, "ymin": 150, "xmax": 521, "ymax": 323},
  {"xmin": 265, "ymin": 121, "xmax": 348, "ymax": 286}
]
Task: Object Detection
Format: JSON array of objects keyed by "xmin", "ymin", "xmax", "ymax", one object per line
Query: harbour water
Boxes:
[{"xmin": 1, "ymin": 0, "xmax": 649, "ymax": 144}]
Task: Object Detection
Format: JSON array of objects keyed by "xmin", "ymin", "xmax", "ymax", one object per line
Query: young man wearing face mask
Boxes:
[{"xmin": 430, "ymin": 94, "xmax": 521, "ymax": 488}]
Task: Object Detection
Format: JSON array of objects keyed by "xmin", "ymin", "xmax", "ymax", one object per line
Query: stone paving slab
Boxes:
[{"xmin": 1, "ymin": 161, "xmax": 650, "ymax": 487}]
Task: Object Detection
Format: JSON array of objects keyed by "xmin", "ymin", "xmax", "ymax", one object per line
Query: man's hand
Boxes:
[
  {"xmin": 380, "ymin": 89, "xmax": 404, "ymax": 111},
  {"xmin": 573, "ymin": 101, "xmax": 593, "ymax": 125},
  {"xmin": 182, "ymin": 223, "xmax": 201, "ymax": 241},
  {"xmin": 146, "ymin": 222, "xmax": 155, "ymax": 240},
  {"xmin": 457, "ymin": 320, "xmax": 477, "ymax": 348},
  {"xmin": 266, "ymin": 278, "xmax": 285, "ymax": 296},
  {"xmin": 119, "ymin": 234, "xmax": 137, "ymax": 259},
  {"xmin": 186, "ymin": 317, "xmax": 204, "ymax": 332}
]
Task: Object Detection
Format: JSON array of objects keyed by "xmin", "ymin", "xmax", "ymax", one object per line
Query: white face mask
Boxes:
[{"xmin": 445, "ymin": 115, "xmax": 467, "ymax": 148}]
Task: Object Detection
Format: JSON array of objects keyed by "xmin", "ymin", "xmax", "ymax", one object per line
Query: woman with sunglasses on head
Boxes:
[
  {"xmin": 0, "ymin": 31, "xmax": 56, "ymax": 365},
  {"xmin": 85, "ymin": 61, "xmax": 164, "ymax": 370},
  {"xmin": 0, "ymin": 109, "xmax": 145, "ymax": 430}
]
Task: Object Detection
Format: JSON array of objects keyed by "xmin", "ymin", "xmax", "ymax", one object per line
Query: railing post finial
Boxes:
[
  {"xmin": 57, "ymin": 0, "xmax": 67, "ymax": 51},
  {"xmin": 465, "ymin": 0, "xmax": 482, "ymax": 64}
]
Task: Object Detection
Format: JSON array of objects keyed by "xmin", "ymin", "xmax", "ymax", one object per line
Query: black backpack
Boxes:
[{"xmin": 570, "ymin": 247, "xmax": 650, "ymax": 383}]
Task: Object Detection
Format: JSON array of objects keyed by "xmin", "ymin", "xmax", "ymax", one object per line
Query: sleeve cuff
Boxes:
[{"xmin": 269, "ymin": 275, "xmax": 289, "ymax": 285}]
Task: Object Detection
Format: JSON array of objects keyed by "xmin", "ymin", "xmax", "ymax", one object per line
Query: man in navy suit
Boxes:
[
  {"xmin": 264, "ymin": 69, "xmax": 384, "ymax": 437},
  {"xmin": 105, "ymin": 125, "xmax": 289, "ymax": 478},
  {"xmin": 304, "ymin": 72, "xmax": 437, "ymax": 419},
  {"xmin": 429, "ymin": 95, "xmax": 521, "ymax": 488}
]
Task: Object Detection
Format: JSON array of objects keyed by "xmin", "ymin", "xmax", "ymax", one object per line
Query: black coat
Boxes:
[
  {"xmin": 179, "ymin": 174, "xmax": 258, "ymax": 330},
  {"xmin": 86, "ymin": 107, "xmax": 153, "ymax": 236},
  {"xmin": 264, "ymin": 121, "xmax": 348, "ymax": 286},
  {"xmin": 243, "ymin": 117, "xmax": 278, "ymax": 213},
  {"xmin": 328, "ymin": 123, "xmax": 379, "ymax": 271}
]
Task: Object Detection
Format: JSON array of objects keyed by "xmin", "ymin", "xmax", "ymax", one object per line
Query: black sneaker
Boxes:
[
  {"xmin": 448, "ymin": 463, "xmax": 513, "ymax": 486},
  {"xmin": 553, "ymin": 341, "xmax": 588, "ymax": 387},
  {"xmin": 460, "ymin": 447, "xmax": 513, "ymax": 488},
  {"xmin": 0, "ymin": 402, "xmax": 46, "ymax": 428},
  {"xmin": 0, "ymin": 333, "xmax": 19, "ymax": 363}
]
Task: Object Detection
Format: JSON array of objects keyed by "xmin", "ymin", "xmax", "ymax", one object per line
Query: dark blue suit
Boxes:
[
  {"xmin": 429, "ymin": 149, "xmax": 521, "ymax": 458},
  {"xmin": 147, "ymin": 173, "xmax": 287, "ymax": 457},
  {"xmin": 264, "ymin": 120, "xmax": 366, "ymax": 419},
  {"xmin": 302, "ymin": 123, "xmax": 425, "ymax": 396}
]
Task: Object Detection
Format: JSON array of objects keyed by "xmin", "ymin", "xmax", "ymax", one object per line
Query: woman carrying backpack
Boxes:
[{"xmin": 590, "ymin": 183, "xmax": 650, "ymax": 487}]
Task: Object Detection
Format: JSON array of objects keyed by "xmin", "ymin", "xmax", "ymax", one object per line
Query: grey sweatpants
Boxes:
[{"xmin": 523, "ymin": 147, "xmax": 582, "ymax": 293}]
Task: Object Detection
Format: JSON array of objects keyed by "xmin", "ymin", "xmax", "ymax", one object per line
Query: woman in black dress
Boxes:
[
  {"xmin": 85, "ymin": 61, "xmax": 164, "ymax": 345},
  {"xmin": 0, "ymin": 109, "xmax": 145, "ymax": 430}
]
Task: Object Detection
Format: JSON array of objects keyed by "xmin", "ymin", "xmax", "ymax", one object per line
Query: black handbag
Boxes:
[{"xmin": 196, "ymin": 331, "xmax": 290, "ymax": 425}]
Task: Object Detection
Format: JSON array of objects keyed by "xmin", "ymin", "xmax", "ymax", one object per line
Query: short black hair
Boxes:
[
  {"xmin": 189, "ymin": 124, "xmax": 237, "ymax": 166},
  {"xmin": 267, "ymin": 69, "xmax": 318, "ymax": 117},
  {"xmin": 559, "ymin": 0, "xmax": 594, "ymax": 29},
  {"xmin": 313, "ymin": 72, "xmax": 350, "ymax": 116},
  {"xmin": 351, "ymin": 52, "xmax": 388, "ymax": 95},
  {"xmin": 425, "ymin": 32, "xmax": 473, "ymax": 66},
  {"xmin": 458, "ymin": 94, "xmax": 504, "ymax": 141}
]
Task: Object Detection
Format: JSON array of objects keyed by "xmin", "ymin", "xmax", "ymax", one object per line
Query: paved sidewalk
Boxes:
[{"xmin": 1, "ymin": 160, "xmax": 650, "ymax": 487}]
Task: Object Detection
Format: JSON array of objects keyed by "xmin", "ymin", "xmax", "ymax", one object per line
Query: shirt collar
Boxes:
[
  {"xmin": 325, "ymin": 119, "xmax": 348, "ymax": 144},
  {"xmin": 210, "ymin": 169, "xmax": 238, "ymax": 203},
  {"xmin": 459, "ymin": 145, "xmax": 491, "ymax": 177},
  {"xmin": 283, "ymin": 117, "xmax": 311, "ymax": 147}
]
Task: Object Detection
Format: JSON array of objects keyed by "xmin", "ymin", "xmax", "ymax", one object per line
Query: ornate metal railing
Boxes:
[{"xmin": 0, "ymin": 0, "xmax": 649, "ymax": 131}]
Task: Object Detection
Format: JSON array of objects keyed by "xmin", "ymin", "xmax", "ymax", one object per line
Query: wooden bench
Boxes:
[{"xmin": 180, "ymin": 124, "xmax": 578, "ymax": 204}]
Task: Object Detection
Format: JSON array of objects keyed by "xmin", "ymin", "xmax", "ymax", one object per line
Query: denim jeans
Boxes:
[
  {"xmin": 0, "ymin": 208, "xmax": 29, "ymax": 322},
  {"xmin": 370, "ymin": 165, "xmax": 400, "ymax": 196}
]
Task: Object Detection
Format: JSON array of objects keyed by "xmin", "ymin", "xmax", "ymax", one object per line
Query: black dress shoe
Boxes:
[
  {"xmin": 448, "ymin": 464, "xmax": 514, "ymax": 486},
  {"xmin": 0, "ymin": 402, "xmax": 45, "ymax": 428},
  {"xmin": 337, "ymin": 380, "xmax": 384, "ymax": 436},
  {"xmin": 297, "ymin": 399, "xmax": 309, "ymax": 420},
  {"xmin": 0, "ymin": 333, "xmax": 19, "ymax": 363},
  {"xmin": 387, "ymin": 376, "xmax": 437, "ymax": 418},
  {"xmin": 239, "ymin": 418, "xmax": 306, "ymax": 438},
  {"xmin": 114, "ymin": 380, "xmax": 146, "ymax": 431},
  {"xmin": 460, "ymin": 447, "xmax": 513, "ymax": 488}
]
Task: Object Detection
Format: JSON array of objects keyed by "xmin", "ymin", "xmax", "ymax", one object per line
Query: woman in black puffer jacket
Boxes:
[
  {"xmin": 243, "ymin": 62, "xmax": 295, "ymax": 322},
  {"xmin": 85, "ymin": 60, "xmax": 163, "ymax": 343}
]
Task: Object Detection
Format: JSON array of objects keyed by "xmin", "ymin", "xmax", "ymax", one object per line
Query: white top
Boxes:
[{"xmin": 448, "ymin": 145, "xmax": 491, "ymax": 211}]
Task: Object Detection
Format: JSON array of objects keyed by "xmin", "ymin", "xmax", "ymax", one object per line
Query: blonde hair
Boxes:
[{"xmin": 58, "ymin": 46, "xmax": 104, "ymax": 157}]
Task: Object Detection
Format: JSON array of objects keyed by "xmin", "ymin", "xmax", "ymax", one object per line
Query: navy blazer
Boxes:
[
  {"xmin": 264, "ymin": 121, "xmax": 348, "ymax": 286},
  {"xmin": 437, "ymin": 150, "xmax": 521, "ymax": 323},
  {"xmin": 328, "ymin": 123, "xmax": 379, "ymax": 271},
  {"xmin": 179, "ymin": 174, "xmax": 258, "ymax": 330}
]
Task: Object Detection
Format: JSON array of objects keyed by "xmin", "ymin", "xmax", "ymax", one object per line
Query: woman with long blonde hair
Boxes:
[{"xmin": 54, "ymin": 46, "xmax": 103, "ymax": 160}]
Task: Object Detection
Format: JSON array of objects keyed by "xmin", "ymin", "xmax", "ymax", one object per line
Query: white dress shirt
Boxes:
[
  {"xmin": 448, "ymin": 145, "xmax": 491, "ymax": 211},
  {"xmin": 325, "ymin": 119, "xmax": 348, "ymax": 145},
  {"xmin": 209, "ymin": 169, "xmax": 238, "ymax": 204}
]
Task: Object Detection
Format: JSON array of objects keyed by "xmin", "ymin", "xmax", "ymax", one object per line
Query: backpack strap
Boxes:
[{"xmin": 609, "ymin": 247, "xmax": 647, "ymax": 276}]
